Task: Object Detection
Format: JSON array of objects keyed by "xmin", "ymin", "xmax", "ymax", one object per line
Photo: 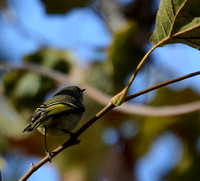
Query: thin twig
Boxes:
[
  {"xmin": 19, "ymin": 102, "xmax": 114, "ymax": 181},
  {"xmin": 111, "ymin": 37, "xmax": 170, "ymax": 106},
  {"xmin": 1, "ymin": 62, "xmax": 200, "ymax": 179},
  {"xmin": 19, "ymin": 70, "xmax": 200, "ymax": 180},
  {"xmin": 126, "ymin": 71, "xmax": 200, "ymax": 101},
  {"xmin": 19, "ymin": 137, "xmax": 79, "ymax": 181}
]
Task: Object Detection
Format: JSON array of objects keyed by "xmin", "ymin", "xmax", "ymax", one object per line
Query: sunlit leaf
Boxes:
[
  {"xmin": 3, "ymin": 71, "xmax": 54, "ymax": 110},
  {"xmin": 14, "ymin": 73, "xmax": 41, "ymax": 98},
  {"xmin": 151, "ymin": 0, "xmax": 200, "ymax": 50}
]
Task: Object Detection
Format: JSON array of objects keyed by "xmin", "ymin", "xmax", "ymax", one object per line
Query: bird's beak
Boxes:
[{"xmin": 81, "ymin": 89, "xmax": 86, "ymax": 93}]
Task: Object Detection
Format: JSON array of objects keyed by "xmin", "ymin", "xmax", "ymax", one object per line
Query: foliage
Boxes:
[
  {"xmin": 107, "ymin": 22, "xmax": 144, "ymax": 91},
  {"xmin": 41, "ymin": 0, "xmax": 90, "ymax": 14},
  {"xmin": 3, "ymin": 48, "xmax": 73, "ymax": 110},
  {"xmin": 151, "ymin": 0, "xmax": 200, "ymax": 49}
]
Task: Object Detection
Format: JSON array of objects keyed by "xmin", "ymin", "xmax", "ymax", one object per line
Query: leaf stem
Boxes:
[
  {"xmin": 111, "ymin": 37, "xmax": 169, "ymax": 106},
  {"xmin": 127, "ymin": 36, "xmax": 172, "ymax": 89}
]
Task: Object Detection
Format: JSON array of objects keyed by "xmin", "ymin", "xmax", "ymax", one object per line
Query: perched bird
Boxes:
[{"xmin": 23, "ymin": 86, "xmax": 85, "ymax": 155}]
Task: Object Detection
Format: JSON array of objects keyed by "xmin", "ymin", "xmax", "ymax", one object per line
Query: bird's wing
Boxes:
[
  {"xmin": 44, "ymin": 102, "xmax": 75, "ymax": 116},
  {"xmin": 23, "ymin": 99, "xmax": 84, "ymax": 133},
  {"xmin": 23, "ymin": 106, "xmax": 47, "ymax": 132}
]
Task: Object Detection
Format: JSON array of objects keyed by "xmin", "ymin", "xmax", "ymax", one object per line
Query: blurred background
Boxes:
[{"xmin": 0, "ymin": 0, "xmax": 200, "ymax": 180}]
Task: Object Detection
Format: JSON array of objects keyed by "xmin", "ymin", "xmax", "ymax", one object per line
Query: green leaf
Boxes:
[
  {"xmin": 13, "ymin": 73, "xmax": 41, "ymax": 98},
  {"xmin": 150, "ymin": 0, "xmax": 200, "ymax": 50},
  {"xmin": 3, "ymin": 48, "xmax": 75, "ymax": 111},
  {"xmin": 3, "ymin": 71, "xmax": 54, "ymax": 110},
  {"xmin": 41, "ymin": 0, "xmax": 90, "ymax": 14},
  {"xmin": 24, "ymin": 47, "xmax": 72, "ymax": 73},
  {"xmin": 107, "ymin": 23, "xmax": 144, "ymax": 91}
]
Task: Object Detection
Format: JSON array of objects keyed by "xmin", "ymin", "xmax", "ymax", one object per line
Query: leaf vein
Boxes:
[
  {"xmin": 166, "ymin": 0, "xmax": 173, "ymax": 24},
  {"xmin": 170, "ymin": 0, "xmax": 175, "ymax": 18},
  {"xmin": 169, "ymin": 0, "xmax": 187, "ymax": 36},
  {"xmin": 172, "ymin": 23, "xmax": 200, "ymax": 37},
  {"xmin": 161, "ymin": 18, "xmax": 168, "ymax": 37},
  {"xmin": 174, "ymin": 38, "xmax": 200, "ymax": 47}
]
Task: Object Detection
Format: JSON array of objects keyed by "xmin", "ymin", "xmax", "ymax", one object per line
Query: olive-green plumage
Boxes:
[{"xmin": 23, "ymin": 86, "xmax": 85, "ymax": 137}]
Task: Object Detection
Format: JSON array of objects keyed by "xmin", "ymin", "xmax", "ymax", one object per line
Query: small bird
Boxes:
[{"xmin": 23, "ymin": 86, "xmax": 85, "ymax": 155}]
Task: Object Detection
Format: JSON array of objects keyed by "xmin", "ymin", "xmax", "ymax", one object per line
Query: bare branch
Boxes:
[
  {"xmin": 9, "ymin": 62, "xmax": 198, "ymax": 179},
  {"xmin": 126, "ymin": 71, "xmax": 200, "ymax": 101}
]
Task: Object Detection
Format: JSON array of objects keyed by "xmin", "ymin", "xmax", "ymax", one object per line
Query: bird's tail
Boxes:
[
  {"xmin": 23, "ymin": 108, "xmax": 45, "ymax": 133},
  {"xmin": 23, "ymin": 121, "xmax": 41, "ymax": 132}
]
